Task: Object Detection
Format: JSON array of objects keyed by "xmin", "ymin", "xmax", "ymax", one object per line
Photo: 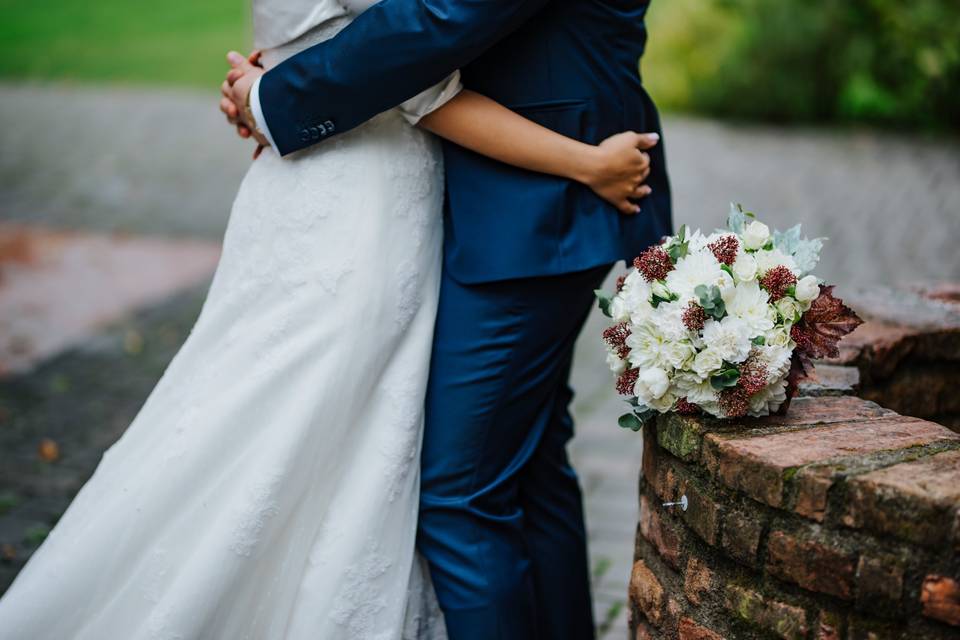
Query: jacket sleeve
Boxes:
[{"xmin": 257, "ymin": 0, "xmax": 552, "ymax": 156}]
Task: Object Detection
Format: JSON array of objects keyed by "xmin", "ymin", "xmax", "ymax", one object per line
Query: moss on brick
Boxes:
[{"xmin": 656, "ymin": 414, "xmax": 704, "ymax": 461}]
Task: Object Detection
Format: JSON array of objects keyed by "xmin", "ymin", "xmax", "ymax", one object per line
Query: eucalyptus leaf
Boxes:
[
  {"xmin": 710, "ymin": 366, "xmax": 741, "ymax": 390},
  {"xmin": 618, "ymin": 413, "xmax": 643, "ymax": 431},
  {"xmin": 595, "ymin": 289, "xmax": 613, "ymax": 318},
  {"xmin": 727, "ymin": 203, "xmax": 748, "ymax": 234}
]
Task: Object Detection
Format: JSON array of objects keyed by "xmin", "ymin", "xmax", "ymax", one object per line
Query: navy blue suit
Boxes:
[{"xmin": 258, "ymin": 0, "xmax": 671, "ymax": 637}]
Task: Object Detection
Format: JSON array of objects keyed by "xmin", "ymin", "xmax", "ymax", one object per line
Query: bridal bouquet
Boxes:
[{"xmin": 597, "ymin": 204, "xmax": 862, "ymax": 429}]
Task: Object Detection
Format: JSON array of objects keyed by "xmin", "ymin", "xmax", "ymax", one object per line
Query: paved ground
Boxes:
[{"xmin": 1, "ymin": 83, "xmax": 959, "ymax": 637}]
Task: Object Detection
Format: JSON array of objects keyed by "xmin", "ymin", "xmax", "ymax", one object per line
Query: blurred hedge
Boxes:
[{"xmin": 644, "ymin": 0, "xmax": 959, "ymax": 129}]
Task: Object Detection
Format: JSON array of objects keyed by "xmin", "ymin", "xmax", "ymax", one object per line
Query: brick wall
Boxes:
[
  {"xmin": 630, "ymin": 396, "xmax": 960, "ymax": 639},
  {"xmin": 827, "ymin": 284, "xmax": 960, "ymax": 431}
]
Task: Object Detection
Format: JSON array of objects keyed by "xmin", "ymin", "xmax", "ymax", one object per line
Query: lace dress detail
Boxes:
[{"xmin": 0, "ymin": 7, "xmax": 450, "ymax": 640}]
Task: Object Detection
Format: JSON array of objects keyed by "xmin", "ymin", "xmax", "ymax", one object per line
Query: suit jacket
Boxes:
[{"xmin": 258, "ymin": 0, "xmax": 672, "ymax": 283}]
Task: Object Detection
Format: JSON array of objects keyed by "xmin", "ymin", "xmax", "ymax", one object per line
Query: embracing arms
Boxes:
[
  {"xmin": 255, "ymin": 0, "xmax": 553, "ymax": 155},
  {"xmin": 418, "ymin": 90, "xmax": 657, "ymax": 214}
]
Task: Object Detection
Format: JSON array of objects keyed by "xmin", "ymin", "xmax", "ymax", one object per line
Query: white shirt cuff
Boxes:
[{"xmin": 250, "ymin": 76, "xmax": 278, "ymax": 151}]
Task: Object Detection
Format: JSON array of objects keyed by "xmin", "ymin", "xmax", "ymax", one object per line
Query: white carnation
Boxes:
[
  {"xmin": 748, "ymin": 378, "xmax": 788, "ymax": 416},
  {"xmin": 626, "ymin": 322, "xmax": 666, "ymax": 370},
  {"xmin": 622, "ymin": 278, "xmax": 654, "ymax": 322},
  {"xmin": 701, "ymin": 316, "xmax": 753, "ymax": 364},
  {"xmin": 606, "ymin": 350, "xmax": 627, "ymax": 376},
  {"xmin": 726, "ymin": 281, "xmax": 776, "ymax": 334},
  {"xmin": 755, "ymin": 248, "xmax": 799, "ymax": 276},
  {"xmin": 742, "ymin": 220, "xmax": 770, "ymax": 250},
  {"xmin": 665, "ymin": 251, "xmax": 729, "ymax": 301},
  {"xmin": 757, "ymin": 344, "xmax": 793, "ymax": 380},
  {"xmin": 610, "ymin": 296, "xmax": 630, "ymax": 323},
  {"xmin": 672, "ymin": 371, "xmax": 718, "ymax": 405}
]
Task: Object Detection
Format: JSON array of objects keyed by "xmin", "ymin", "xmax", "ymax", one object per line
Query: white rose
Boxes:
[
  {"xmin": 651, "ymin": 280, "xmax": 672, "ymax": 300},
  {"xmin": 692, "ymin": 348, "xmax": 724, "ymax": 381},
  {"xmin": 795, "ymin": 275, "xmax": 820, "ymax": 302},
  {"xmin": 765, "ymin": 326, "xmax": 793, "ymax": 348},
  {"xmin": 742, "ymin": 221, "xmax": 770, "ymax": 250},
  {"xmin": 775, "ymin": 297, "xmax": 802, "ymax": 323},
  {"xmin": 635, "ymin": 367, "xmax": 670, "ymax": 403},
  {"xmin": 606, "ymin": 350, "xmax": 627, "ymax": 376},
  {"xmin": 732, "ymin": 252, "xmax": 758, "ymax": 282},
  {"xmin": 661, "ymin": 340, "xmax": 696, "ymax": 370}
]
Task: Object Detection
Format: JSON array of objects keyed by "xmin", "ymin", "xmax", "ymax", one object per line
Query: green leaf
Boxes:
[
  {"xmin": 710, "ymin": 366, "xmax": 741, "ymax": 390},
  {"xmin": 751, "ymin": 335, "xmax": 766, "ymax": 346},
  {"xmin": 721, "ymin": 263, "xmax": 734, "ymax": 277},
  {"xmin": 618, "ymin": 413, "xmax": 644, "ymax": 431},
  {"xmin": 595, "ymin": 289, "xmax": 613, "ymax": 318}
]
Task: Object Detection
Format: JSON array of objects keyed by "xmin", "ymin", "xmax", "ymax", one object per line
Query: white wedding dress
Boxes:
[{"xmin": 0, "ymin": 2, "xmax": 458, "ymax": 638}]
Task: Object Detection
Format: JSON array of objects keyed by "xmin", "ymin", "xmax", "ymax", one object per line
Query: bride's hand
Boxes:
[{"xmin": 579, "ymin": 131, "xmax": 659, "ymax": 215}]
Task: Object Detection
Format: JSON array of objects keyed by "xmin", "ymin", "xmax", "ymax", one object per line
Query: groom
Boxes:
[{"xmin": 221, "ymin": 0, "xmax": 671, "ymax": 637}]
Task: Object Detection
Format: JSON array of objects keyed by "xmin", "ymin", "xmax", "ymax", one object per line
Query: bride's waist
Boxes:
[{"xmin": 261, "ymin": 16, "xmax": 353, "ymax": 70}]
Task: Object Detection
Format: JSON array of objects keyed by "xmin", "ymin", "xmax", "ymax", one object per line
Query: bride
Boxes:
[{"xmin": 0, "ymin": 0, "xmax": 655, "ymax": 638}]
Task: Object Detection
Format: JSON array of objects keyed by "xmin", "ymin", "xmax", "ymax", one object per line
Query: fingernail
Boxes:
[
  {"xmin": 645, "ymin": 133, "xmax": 660, "ymax": 142},
  {"xmin": 227, "ymin": 52, "xmax": 243, "ymax": 64}
]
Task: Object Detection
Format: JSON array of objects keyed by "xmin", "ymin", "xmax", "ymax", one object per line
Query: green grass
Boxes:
[
  {"xmin": 0, "ymin": 0, "xmax": 706, "ymax": 100},
  {"xmin": 0, "ymin": 0, "xmax": 250, "ymax": 87}
]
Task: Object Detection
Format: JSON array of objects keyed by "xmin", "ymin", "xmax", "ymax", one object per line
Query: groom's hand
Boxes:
[{"xmin": 220, "ymin": 51, "xmax": 269, "ymax": 153}]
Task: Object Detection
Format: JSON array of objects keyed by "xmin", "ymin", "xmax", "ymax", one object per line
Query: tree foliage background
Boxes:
[{"xmin": 644, "ymin": 0, "xmax": 959, "ymax": 130}]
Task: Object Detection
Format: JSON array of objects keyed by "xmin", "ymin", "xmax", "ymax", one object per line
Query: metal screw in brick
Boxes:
[{"xmin": 662, "ymin": 495, "xmax": 688, "ymax": 512}]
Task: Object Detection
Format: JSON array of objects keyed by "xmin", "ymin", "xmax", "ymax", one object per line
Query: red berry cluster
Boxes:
[
  {"xmin": 759, "ymin": 265, "xmax": 798, "ymax": 302},
  {"xmin": 739, "ymin": 354, "xmax": 769, "ymax": 396},
  {"xmin": 682, "ymin": 301, "xmax": 707, "ymax": 332},
  {"xmin": 634, "ymin": 246, "xmax": 674, "ymax": 282},
  {"xmin": 708, "ymin": 235, "xmax": 740, "ymax": 266},
  {"xmin": 674, "ymin": 397, "xmax": 701, "ymax": 415},
  {"xmin": 602, "ymin": 322, "xmax": 632, "ymax": 360},
  {"xmin": 616, "ymin": 368, "xmax": 639, "ymax": 396},
  {"xmin": 718, "ymin": 387, "xmax": 750, "ymax": 418}
]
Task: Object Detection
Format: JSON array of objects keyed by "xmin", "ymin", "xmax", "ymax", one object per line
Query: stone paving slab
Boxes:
[{"xmin": 0, "ymin": 223, "xmax": 220, "ymax": 374}]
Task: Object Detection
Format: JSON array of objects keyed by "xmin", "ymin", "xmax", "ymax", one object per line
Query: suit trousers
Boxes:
[{"xmin": 417, "ymin": 263, "xmax": 612, "ymax": 640}]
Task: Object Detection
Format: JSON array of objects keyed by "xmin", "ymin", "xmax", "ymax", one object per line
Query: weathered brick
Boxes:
[
  {"xmin": 797, "ymin": 363, "xmax": 860, "ymax": 398},
  {"xmin": 679, "ymin": 482, "xmax": 722, "ymax": 546},
  {"xmin": 630, "ymin": 559, "xmax": 665, "ymax": 626},
  {"xmin": 706, "ymin": 416, "xmax": 957, "ymax": 508},
  {"xmin": 843, "ymin": 449, "xmax": 960, "ymax": 547},
  {"xmin": 724, "ymin": 584, "xmax": 808, "ymax": 640},
  {"xmin": 921, "ymin": 575, "xmax": 960, "ymax": 627},
  {"xmin": 657, "ymin": 413, "xmax": 706, "ymax": 461},
  {"xmin": 793, "ymin": 466, "xmax": 834, "ymax": 522},
  {"xmin": 855, "ymin": 555, "xmax": 903, "ymax": 613},
  {"xmin": 678, "ymin": 617, "xmax": 725, "ymax": 640},
  {"xmin": 766, "ymin": 530, "xmax": 856, "ymax": 600},
  {"xmin": 635, "ymin": 621, "xmax": 655, "ymax": 640},
  {"xmin": 815, "ymin": 611, "xmax": 842, "ymax": 640},
  {"xmin": 683, "ymin": 556, "xmax": 715, "ymax": 606},
  {"xmin": 639, "ymin": 493, "xmax": 682, "ymax": 569},
  {"xmin": 721, "ymin": 509, "xmax": 764, "ymax": 567}
]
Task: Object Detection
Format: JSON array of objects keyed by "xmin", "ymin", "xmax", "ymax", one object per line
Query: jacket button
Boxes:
[
  {"xmin": 299, "ymin": 129, "xmax": 310, "ymax": 142},
  {"xmin": 309, "ymin": 127, "xmax": 320, "ymax": 140}
]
